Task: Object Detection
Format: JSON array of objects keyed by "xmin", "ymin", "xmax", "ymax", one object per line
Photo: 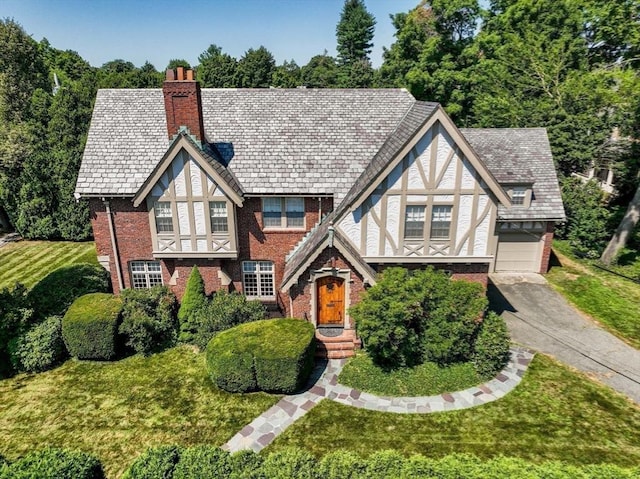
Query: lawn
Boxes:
[
  {"xmin": 338, "ymin": 351, "xmax": 483, "ymax": 396},
  {"xmin": 268, "ymin": 354, "xmax": 640, "ymax": 467},
  {"xmin": 0, "ymin": 346, "xmax": 280, "ymax": 479},
  {"xmin": 0, "ymin": 240, "xmax": 98, "ymax": 289},
  {"xmin": 546, "ymin": 241, "xmax": 640, "ymax": 349}
]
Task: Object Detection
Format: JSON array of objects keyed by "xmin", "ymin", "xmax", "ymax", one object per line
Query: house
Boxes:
[{"xmin": 75, "ymin": 68, "xmax": 565, "ymax": 356}]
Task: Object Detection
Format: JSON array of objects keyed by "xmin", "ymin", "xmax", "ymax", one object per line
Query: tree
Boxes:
[
  {"xmin": 178, "ymin": 266, "xmax": 207, "ymax": 344},
  {"xmin": 197, "ymin": 44, "xmax": 238, "ymax": 88},
  {"xmin": 272, "ymin": 60, "xmax": 301, "ymax": 88},
  {"xmin": 166, "ymin": 58, "xmax": 191, "ymax": 70},
  {"xmin": 236, "ymin": 46, "xmax": 275, "ymax": 88},
  {"xmin": 336, "ymin": 0, "xmax": 376, "ymax": 66},
  {"xmin": 300, "ymin": 52, "xmax": 338, "ymax": 88}
]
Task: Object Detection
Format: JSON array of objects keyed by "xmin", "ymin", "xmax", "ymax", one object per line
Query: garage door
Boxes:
[{"xmin": 495, "ymin": 233, "xmax": 542, "ymax": 272}]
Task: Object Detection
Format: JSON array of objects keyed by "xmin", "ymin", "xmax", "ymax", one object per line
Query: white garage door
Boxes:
[{"xmin": 495, "ymin": 233, "xmax": 542, "ymax": 272}]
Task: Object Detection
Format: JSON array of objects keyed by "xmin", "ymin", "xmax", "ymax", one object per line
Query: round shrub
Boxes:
[
  {"xmin": 27, "ymin": 263, "xmax": 111, "ymax": 318},
  {"xmin": 119, "ymin": 286, "xmax": 178, "ymax": 356},
  {"xmin": 206, "ymin": 318, "xmax": 315, "ymax": 393},
  {"xmin": 172, "ymin": 446, "xmax": 231, "ymax": 479},
  {"xmin": 0, "ymin": 446, "xmax": 104, "ymax": 479},
  {"xmin": 9, "ymin": 316, "xmax": 67, "ymax": 372},
  {"xmin": 472, "ymin": 311, "xmax": 511, "ymax": 378},
  {"xmin": 122, "ymin": 445, "xmax": 182, "ymax": 479},
  {"xmin": 62, "ymin": 293, "xmax": 123, "ymax": 360}
]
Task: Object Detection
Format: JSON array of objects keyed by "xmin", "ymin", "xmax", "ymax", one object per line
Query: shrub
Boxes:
[
  {"xmin": 472, "ymin": 311, "xmax": 511, "ymax": 378},
  {"xmin": 318, "ymin": 450, "xmax": 366, "ymax": 479},
  {"xmin": 365, "ymin": 450, "xmax": 405, "ymax": 478},
  {"xmin": 258, "ymin": 448, "xmax": 317, "ymax": 479},
  {"xmin": 119, "ymin": 286, "xmax": 178, "ymax": 356},
  {"xmin": 27, "ymin": 263, "xmax": 111, "ymax": 318},
  {"xmin": 0, "ymin": 284, "xmax": 32, "ymax": 377},
  {"xmin": 0, "ymin": 446, "xmax": 104, "ymax": 479},
  {"xmin": 121, "ymin": 445, "xmax": 182, "ymax": 479},
  {"xmin": 62, "ymin": 293, "xmax": 123, "ymax": 360},
  {"xmin": 9, "ymin": 315, "xmax": 67, "ymax": 372},
  {"xmin": 351, "ymin": 267, "xmax": 486, "ymax": 368},
  {"xmin": 177, "ymin": 266, "xmax": 207, "ymax": 344},
  {"xmin": 173, "ymin": 446, "xmax": 231, "ymax": 479},
  {"xmin": 185, "ymin": 290, "xmax": 266, "ymax": 350},
  {"xmin": 228, "ymin": 450, "xmax": 263, "ymax": 479},
  {"xmin": 206, "ymin": 318, "xmax": 315, "ymax": 393}
]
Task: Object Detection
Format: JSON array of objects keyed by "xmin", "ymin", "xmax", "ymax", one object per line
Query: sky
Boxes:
[{"xmin": 1, "ymin": 0, "xmax": 419, "ymax": 69}]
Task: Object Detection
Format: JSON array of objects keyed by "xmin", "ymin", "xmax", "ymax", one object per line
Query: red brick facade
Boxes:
[{"xmin": 539, "ymin": 221, "xmax": 555, "ymax": 273}]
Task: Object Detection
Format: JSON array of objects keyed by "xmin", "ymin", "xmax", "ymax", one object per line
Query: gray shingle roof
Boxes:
[
  {"xmin": 76, "ymin": 88, "xmax": 415, "ymax": 202},
  {"xmin": 460, "ymin": 128, "xmax": 565, "ymax": 221}
]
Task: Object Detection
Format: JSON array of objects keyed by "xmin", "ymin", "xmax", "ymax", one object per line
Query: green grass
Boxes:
[
  {"xmin": 268, "ymin": 354, "xmax": 640, "ymax": 467},
  {"xmin": 0, "ymin": 240, "xmax": 99, "ymax": 290},
  {"xmin": 338, "ymin": 351, "xmax": 483, "ymax": 396},
  {"xmin": 546, "ymin": 241, "xmax": 640, "ymax": 349},
  {"xmin": 0, "ymin": 346, "xmax": 280, "ymax": 478}
]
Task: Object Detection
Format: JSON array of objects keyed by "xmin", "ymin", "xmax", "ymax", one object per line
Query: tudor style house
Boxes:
[{"xmin": 76, "ymin": 68, "xmax": 564, "ymax": 356}]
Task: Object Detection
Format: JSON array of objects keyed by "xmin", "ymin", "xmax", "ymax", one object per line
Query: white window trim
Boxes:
[
  {"xmin": 130, "ymin": 261, "xmax": 163, "ymax": 289},
  {"xmin": 404, "ymin": 204, "xmax": 425, "ymax": 239},
  {"xmin": 209, "ymin": 200, "xmax": 229, "ymax": 234},
  {"xmin": 242, "ymin": 260, "xmax": 275, "ymax": 300},
  {"xmin": 154, "ymin": 201, "xmax": 173, "ymax": 234},
  {"xmin": 430, "ymin": 205, "xmax": 452, "ymax": 240},
  {"xmin": 262, "ymin": 197, "xmax": 305, "ymax": 230}
]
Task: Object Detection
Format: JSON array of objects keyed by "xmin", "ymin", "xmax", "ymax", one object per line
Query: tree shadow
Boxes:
[{"xmin": 486, "ymin": 280, "xmax": 517, "ymax": 315}]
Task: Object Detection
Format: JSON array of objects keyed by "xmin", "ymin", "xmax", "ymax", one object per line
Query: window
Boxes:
[
  {"xmin": 511, "ymin": 187, "xmax": 526, "ymax": 206},
  {"xmin": 430, "ymin": 206, "xmax": 452, "ymax": 239},
  {"xmin": 209, "ymin": 201, "xmax": 228, "ymax": 233},
  {"xmin": 130, "ymin": 261, "xmax": 163, "ymax": 289},
  {"xmin": 262, "ymin": 197, "xmax": 305, "ymax": 228},
  {"xmin": 242, "ymin": 261, "xmax": 275, "ymax": 299},
  {"xmin": 404, "ymin": 205, "xmax": 425, "ymax": 238},
  {"xmin": 154, "ymin": 201, "xmax": 173, "ymax": 233}
]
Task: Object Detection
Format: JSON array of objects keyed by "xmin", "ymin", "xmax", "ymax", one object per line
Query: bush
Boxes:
[
  {"xmin": 172, "ymin": 446, "xmax": 231, "ymax": 479},
  {"xmin": 119, "ymin": 286, "xmax": 178, "ymax": 356},
  {"xmin": 318, "ymin": 450, "xmax": 366, "ymax": 479},
  {"xmin": 62, "ymin": 293, "xmax": 123, "ymax": 360},
  {"xmin": 0, "ymin": 447, "xmax": 104, "ymax": 479},
  {"xmin": 365, "ymin": 450, "xmax": 405, "ymax": 478},
  {"xmin": 228, "ymin": 450, "xmax": 264, "ymax": 479},
  {"xmin": 351, "ymin": 267, "xmax": 486, "ymax": 368},
  {"xmin": 472, "ymin": 311, "xmax": 511, "ymax": 378},
  {"xmin": 177, "ymin": 266, "xmax": 207, "ymax": 344},
  {"xmin": 183, "ymin": 290, "xmax": 266, "ymax": 350},
  {"xmin": 0, "ymin": 283, "xmax": 32, "ymax": 377},
  {"xmin": 258, "ymin": 448, "xmax": 317, "ymax": 479},
  {"xmin": 9, "ymin": 315, "xmax": 67, "ymax": 372},
  {"xmin": 206, "ymin": 318, "xmax": 315, "ymax": 393},
  {"xmin": 27, "ymin": 263, "xmax": 111, "ymax": 318},
  {"xmin": 121, "ymin": 445, "xmax": 182, "ymax": 479}
]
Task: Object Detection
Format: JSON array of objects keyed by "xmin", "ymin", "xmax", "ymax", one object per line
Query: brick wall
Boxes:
[
  {"xmin": 376, "ymin": 262, "xmax": 489, "ymax": 289},
  {"xmin": 539, "ymin": 221, "xmax": 555, "ymax": 273}
]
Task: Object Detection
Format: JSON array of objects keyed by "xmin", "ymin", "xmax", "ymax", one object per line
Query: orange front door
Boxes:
[{"xmin": 317, "ymin": 276, "xmax": 345, "ymax": 326}]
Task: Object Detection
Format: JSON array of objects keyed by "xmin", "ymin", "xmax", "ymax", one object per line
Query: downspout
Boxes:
[{"xmin": 104, "ymin": 198, "xmax": 124, "ymax": 291}]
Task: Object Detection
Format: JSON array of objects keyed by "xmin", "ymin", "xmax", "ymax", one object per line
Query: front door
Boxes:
[{"xmin": 317, "ymin": 276, "xmax": 345, "ymax": 327}]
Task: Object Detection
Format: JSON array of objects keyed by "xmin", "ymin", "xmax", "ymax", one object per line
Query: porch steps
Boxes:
[{"xmin": 315, "ymin": 329, "xmax": 361, "ymax": 359}]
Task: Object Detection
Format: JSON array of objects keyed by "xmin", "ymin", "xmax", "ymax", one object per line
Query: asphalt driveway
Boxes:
[{"xmin": 488, "ymin": 273, "xmax": 640, "ymax": 404}]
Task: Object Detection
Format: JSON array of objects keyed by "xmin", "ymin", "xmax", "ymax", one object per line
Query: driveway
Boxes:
[{"xmin": 488, "ymin": 273, "xmax": 640, "ymax": 404}]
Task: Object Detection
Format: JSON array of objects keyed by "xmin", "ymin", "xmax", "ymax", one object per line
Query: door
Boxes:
[
  {"xmin": 317, "ymin": 276, "xmax": 345, "ymax": 327},
  {"xmin": 495, "ymin": 233, "xmax": 542, "ymax": 272}
]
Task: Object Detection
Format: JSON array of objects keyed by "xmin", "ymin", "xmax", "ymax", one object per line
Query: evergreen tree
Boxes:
[
  {"xmin": 197, "ymin": 44, "xmax": 238, "ymax": 88},
  {"xmin": 336, "ymin": 0, "xmax": 376, "ymax": 66},
  {"xmin": 178, "ymin": 266, "xmax": 207, "ymax": 344},
  {"xmin": 236, "ymin": 46, "xmax": 276, "ymax": 88},
  {"xmin": 272, "ymin": 60, "xmax": 302, "ymax": 88}
]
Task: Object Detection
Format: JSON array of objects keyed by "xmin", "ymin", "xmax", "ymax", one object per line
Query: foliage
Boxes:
[
  {"xmin": 172, "ymin": 446, "xmax": 232, "ymax": 479},
  {"xmin": 336, "ymin": 0, "xmax": 376, "ymax": 66},
  {"xmin": 351, "ymin": 267, "xmax": 486, "ymax": 368},
  {"xmin": 338, "ymin": 351, "xmax": 483, "ymax": 397},
  {"xmin": 0, "ymin": 283, "xmax": 31, "ymax": 376},
  {"xmin": 259, "ymin": 448, "xmax": 317, "ymax": 479},
  {"xmin": 119, "ymin": 286, "xmax": 178, "ymax": 356},
  {"xmin": 272, "ymin": 60, "xmax": 302, "ymax": 88},
  {"xmin": 557, "ymin": 177, "xmax": 611, "ymax": 258},
  {"xmin": 236, "ymin": 46, "xmax": 276, "ymax": 88},
  {"xmin": 121, "ymin": 445, "xmax": 182, "ymax": 479},
  {"xmin": 62, "ymin": 293, "xmax": 123, "ymax": 360},
  {"xmin": 0, "ymin": 447, "xmax": 104, "ymax": 479},
  {"xmin": 300, "ymin": 53, "xmax": 338, "ymax": 88},
  {"xmin": 177, "ymin": 266, "xmax": 206, "ymax": 344},
  {"xmin": 197, "ymin": 44, "xmax": 238, "ymax": 88},
  {"xmin": 183, "ymin": 290, "xmax": 265, "ymax": 350},
  {"xmin": 206, "ymin": 318, "xmax": 315, "ymax": 393},
  {"xmin": 27, "ymin": 262, "xmax": 111, "ymax": 318},
  {"xmin": 472, "ymin": 311, "xmax": 511, "ymax": 378},
  {"xmin": 317, "ymin": 450, "xmax": 366, "ymax": 479},
  {"xmin": 9, "ymin": 315, "xmax": 67, "ymax": 372}
]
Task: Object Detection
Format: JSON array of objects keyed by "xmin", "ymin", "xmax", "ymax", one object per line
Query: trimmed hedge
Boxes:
[
  {"xmin": 206, "ymin": 318, "xmax": 315, "ymax": 393},
  {"xmin": 123, "ymin": 447, "xmax": 640, "ymax": 479},
  {"xmin": 473, "ymin": 311, "xmax": 512, "ymax": 378},
  {"xmin": 0, "ymin": 447, "xmax": 104, "ymax": 479},
  {"xmin": 9, "ymin": 315, "xmax": 67, "ymax": 372},
  {"xmin": 62, "ymin": 293, "xmax": 123, "ymax": 360},
  {"xmin": 27, "ymin": 263, "xmax": 111, "ymax": 318}
]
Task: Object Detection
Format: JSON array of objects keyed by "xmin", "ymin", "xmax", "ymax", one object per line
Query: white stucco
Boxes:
[
  {"xmin": 173, "ymin": 153, "xmax": 187, "ymax": 197},
  {"xmin": 388, "ymin": 162, "xmax": 403, "ymax": 190},
  {"xmin": 385, "ymin": 195, "xmax": 401, "ymax": 254},
  {"xmin": 407, "ymin": 151, "xmax": 424, "ymax": 189},
  {"xmin": 181, "ymin": 239, "xmax": 192, "ymax": 252},
  {"xmin": 189, "ymin": 159, "xmax": 203, "ymax": 196},
  {"xmin": 177, "ymin": 202, "xmax": 190, "ymax": 235},
  {"xmin": 406, "ymin": 195, "xmax": 427, "ymax": 203},
  {"xmin": 196, "ymin": 239, "xmax": 207, "ymax": 252},
  {"xmin": 456, "ymin": 195, "xmax": 473, "ymax": 245},
  {"xmin": 193, "ymin": 201, "xmax": 206, "ymax": 235},
  {"xmin": 337, "ymin": 209, "xmax": 362, "ymax": 246},
  {"xmin": 460, "ymin": 159, "xmax": 476, "ymax": 189},
  {"xmin": 438, "ymin": 152, "xmax": 457, "ymax": 189}
]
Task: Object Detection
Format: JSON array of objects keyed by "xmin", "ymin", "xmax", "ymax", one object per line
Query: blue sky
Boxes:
[{"xmin": 1, "ymin": 0, "xmax": 419, "ymax": 69}]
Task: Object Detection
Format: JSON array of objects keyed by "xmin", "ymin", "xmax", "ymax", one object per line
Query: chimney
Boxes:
[{"xmin": 162, "ymin": 68, "xmax": 206, "ymax": 144}]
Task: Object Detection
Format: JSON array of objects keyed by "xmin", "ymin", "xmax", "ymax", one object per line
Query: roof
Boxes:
[
  {"xmin": 76, "ymin": 88, "xmax": 415, "ymax": 202},
  {"xmin": 460, "ymin": 128, "xmax": 565, "ymax": 221}
]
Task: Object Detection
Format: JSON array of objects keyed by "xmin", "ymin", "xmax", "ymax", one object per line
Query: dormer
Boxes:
[{"xmin": 505, "ymin": 183, "xmax": 534, "ymax": 208}]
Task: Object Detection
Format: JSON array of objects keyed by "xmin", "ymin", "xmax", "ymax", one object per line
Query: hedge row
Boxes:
[
  {"xmin": 123, "ymin": 446, "xmax": 640, "ymax": 479},
  {"xmin": 206, "ymin": 318, "xmax": 316, "ymax": 393},
  {"xmin": 0, "ymin": 447, "xmax": 104, "ymax": 479}
]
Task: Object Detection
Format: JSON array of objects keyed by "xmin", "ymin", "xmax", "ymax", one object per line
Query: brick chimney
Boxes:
[{"xmin": 163, "ymin": 67, "xmax": 206, "ymax": 144}]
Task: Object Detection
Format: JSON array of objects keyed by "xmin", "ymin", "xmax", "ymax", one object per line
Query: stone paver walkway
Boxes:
[{"xmin": 223, "ymin": 347, "xmax": 533, "ymax": 453}]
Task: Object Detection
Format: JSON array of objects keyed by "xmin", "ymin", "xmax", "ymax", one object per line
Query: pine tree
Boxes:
[
  {"xmin": 178, "ymin": 266, "xmax": 207, "ymax": 344},
  {"xmin": 336, "ymin": 0, "xmax": 376, "ymax": 66}
]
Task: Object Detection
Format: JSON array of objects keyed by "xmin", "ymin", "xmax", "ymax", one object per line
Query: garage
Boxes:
[{"xmin": 494, "ymin": 232, "xmax": 542, "ymax": 272}]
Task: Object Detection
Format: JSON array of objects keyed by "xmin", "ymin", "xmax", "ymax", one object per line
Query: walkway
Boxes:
[
  {"xmin": 223, "ymin": 347, "xmax": 533, "ymax": 453},
  {"xmin": 489, "ymin": 273, "xmax": 640, "ymax": 404}
]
